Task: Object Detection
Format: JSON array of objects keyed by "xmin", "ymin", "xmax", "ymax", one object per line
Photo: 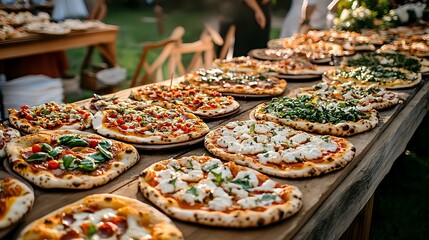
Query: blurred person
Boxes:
[
  {"xmin": 219, "ymin": 0, "xmax": 271, "ymax": 57},
  {"xmin": 85, "ymin": 0, "xmax": 107, "ymax": 21},
  {"xmin": 280, "ymin": 0, "xmax": 331, "ymax": 38}
]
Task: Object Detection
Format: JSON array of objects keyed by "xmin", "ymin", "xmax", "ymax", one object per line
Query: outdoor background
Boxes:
[{"xmin": 67, "ymin": 1, "xmax": 429, "ymax": 239}]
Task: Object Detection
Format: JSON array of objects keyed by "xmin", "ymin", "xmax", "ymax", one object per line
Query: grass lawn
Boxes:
[{"xmin": 66, "ymin": 3, "xmax": 429, "ymax": 239}]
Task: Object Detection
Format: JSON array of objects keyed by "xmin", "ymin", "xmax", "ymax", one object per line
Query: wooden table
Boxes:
[
  {"xmin": 3, "ymin": 78, "xmax": 428, "ymax": 240},
  {"xmin": 0, "ymin": 24, "xmax": 119, "ymax": 66}
]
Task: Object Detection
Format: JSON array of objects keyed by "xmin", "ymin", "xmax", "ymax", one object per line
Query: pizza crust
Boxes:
[
  {"xmin": 18, "ymin": 194, "xmax": 183, "ymax": 240},
  {"xmin": 5, "ymin": 130, "xmax": 139, "ymax": 189},
  {"xmin": 0, "ymin": 125, "xmax": 20, "ymax": 159},
  {"xmin": 139, "ymin": 157, "xmax": 303, "ymax": 227},
  {"xmin": 0, "ymin": 178, "xmax": 34, "ymax": 228},
  {"xmin": 253, "ymin": 103, "xmax": 379, "ymax": 137}
]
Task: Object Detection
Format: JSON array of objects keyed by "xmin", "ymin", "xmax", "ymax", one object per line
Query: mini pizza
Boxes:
[
  {"xmin": 248, "ymin": 48, "xmax": 298, "ymax": 61},
  {"xmin": 92, "ymin": 106, "xmax": 209, "ymax": 144},
  {"xmin": 5, "ymin": 130, "xmax": 139, "ymax": 189},
  {"xmin": 325, "ymin": 66, "xmax": 422, "ymax": 89},
  {"xmin": 139, "ymin": 155, "xmax": 302, "ymax": 227},
  {"xmin": 345, "ymin": 52, "xmax": 425, "ymax": 73},
  {"xmin": 185, "ymin": 68, "xmax": 287, "ymax": 96},
  {"xmin": 0, "ymin": 124, "xmax": 20, "ymax": 159},
  {"xmin": 379, "ymin": 39, "xmax": 429, "ymax": 57},
  {"xmin": 297, "ymin": 81, "xmax": 401, "ymax": 111},
  {"xmin": 18, "ymin": 194, "xmax": 183, "ymax": 240},
  {"xmin": 253, "ymin": 95, "xmax": 379, "ymax": 136},
  {"xmin": 8, "ymin": 101, "xmax": 93, "ymax": 134},
  {"xmin": 0, "ymin": 177, "xmax": 34, "ymax": 229},
  {"xmin": 129, "ymin": 84, "xmax": 240, "ymax": 117},
  {"xmin": 204, "ymin": 120, "xmax": 356, "ymax": 178},
  {"xmin": 89, "ymin": 95, "xmax": 151, "ymax": 113},
  {"xmin": 213, "ymin": 56, "xmax": 323, "ymax": 75}
]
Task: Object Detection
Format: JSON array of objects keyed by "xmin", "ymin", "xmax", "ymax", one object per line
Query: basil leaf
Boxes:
[
  {"xmin": 87, "ymin": 223, "xmax": 97, "ymax": 237},
  {"xmin": 90, "ymin": 152, "xmax": 107, "ymax": 163},
  {"xmin": 172, "ymin": 165, "xmax": 184, "ymax": 173},
  {"xmin": 26, "ymin": 152, "xmax": 49, "ymax": 162},
  {"xmin": 210, "ymin": 170, "xmax": 224, "ymax": 185},
  {"xmin": 66, "ymin": 139, "xmax": 88, "ymax": 147},
  {"xmin": 186, "ymin": 186, "xmax": 198, "ymax": 196},
  {"xmin": 261, "ymin": 194, "xmax": 277, "ymax": 202},
  {"xmin": 49, "ymin": 147, "xmax": 62, "ymax": 158},
  {"xmin": 231, "ymin": 179, "xmax": 252, "ymax": 190},
  {"xmin": 168, "ymin": 178, "xmax": 177, "ymax": 185},
  {"xmin": 62, "ymin": 155, "xmax": 76, "ymax": 170},
  {"xmin": 249, "ymin": 123, "xmax": 255, "ymax": 134},
  {"xmin": 204, "ymin": 163, "xmax": 218, "ymax": 172},
  {"xmin": 96, "ymin": 145, "xmax": 113, "ymax": 159},
  {"xmin": 98, "ymin": 139, "xmax": 112, "ymax": 149},
  {"xmin": 79, "ymin": 157, "xmax": 97, "ymax": 171},
  {"xmin": 58, "ymin": 135, "xmax": 75, "ymax": 145},
  {"xmin": 39, "ymin": 143, "xmax": 53, "ymax": 153}
]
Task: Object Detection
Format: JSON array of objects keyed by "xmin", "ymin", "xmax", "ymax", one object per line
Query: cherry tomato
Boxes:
[
  {"xmin": 80, "ymin": 222, "xmax": 92, "ymax": 235},
  {"xmin": 129, "ymin": 125, "xmax": 135, "ymax": 129},
  {"xmin": 83, "ymin": 113, "xmax": 90, "ymax": 120},
  {"xmin": 136, "ymin": 116, "xmax": 142, "ymax": 121},
  {"xmin": 32, "ymin": 144, "xmax": 42, "ymax": 153},
  {"xmin": 117, "ymin": 119, "xmax": 125, "ymax": 125},
  {"xmin": 110, "ymin": 113, "xmax": 117, "ymax": 118},
  {"xmin": 48, "ymin": 160, "xmax": 60, "ymax": 169},
  {"xmin": 21, "ymin": 105, "xmax": 29, "ymax": 110},
  {"xmin": 25, "ymin": 114, "xmax": 34, "ymax": 120},
  {"xmin": 165, "ymin": 122, "xmax": 172, "ymax": 126},
  {"xmin": 89, "ymin": 139, "xmax": 99, "ymax": 149},
  {"xmin": 120, "ymin": 124, "xmax": 128, "ymax": 130}
]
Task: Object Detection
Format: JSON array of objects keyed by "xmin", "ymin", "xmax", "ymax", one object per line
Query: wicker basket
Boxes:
[{"xmin": 80, "ymin": 64, "xmax": 109, "ymax": 91}]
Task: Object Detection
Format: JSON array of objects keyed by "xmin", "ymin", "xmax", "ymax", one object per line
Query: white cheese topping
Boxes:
[
  {"xmin": 181, "ymin": 170, "xmax": 204, "ymax": 182},
  {"xmin": 208, "ymin": 197, "xmax": 233, "ymax": 211},
  {"xmin": 216, "ymin": 135, "xmax": 236, "ymax": 148},
  {"xmin": 257, "ymin": 151, "xmax": 281, "ymax": 164},
  {"xmin": 120, "ymin": 217, "xmax": 151, "ymax": 240},
  {"xmin": 180, "ymin": 186, "xmax": 206, "ymax": 205},
  {"xmin": 254, "ymin": 123, "xmax": 271, "ymax": 134},
  {"xmin": 251, "ymin": 179, "xmax": 276, "ymax": 192},
  {"xmin": 233, "ymin": 170, "xmax": 259, "ymax": 187},
  {"xmin": 290, "ymin": 133, "xmax": 310, "ymax": 146}
]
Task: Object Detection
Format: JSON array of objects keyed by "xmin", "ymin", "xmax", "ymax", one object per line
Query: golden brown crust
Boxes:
[
  {"xmin": 18, "ymin": 194, "xmax": 183, "ymax": 240},
  {"xmin": 0, "ymin": 177, "xmax": 34, "ymax": 229},
  {"xmin": 5, "ymin": 130, "xmax": 139, "ymax": 189}
]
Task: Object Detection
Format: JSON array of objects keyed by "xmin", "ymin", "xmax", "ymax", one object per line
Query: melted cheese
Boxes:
[
  {"xmin": 257, "ymin": 151, "xmax": 281, "ymax": 164},
  {"xmin": 208, "ymin": 197, "xmax": 233, "ymax": 211},
  {"xmin": 233, "ymin": 170, "xmax": 259, "ymax": 187}
]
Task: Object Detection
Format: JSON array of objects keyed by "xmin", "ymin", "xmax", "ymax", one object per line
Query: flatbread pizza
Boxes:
[
  {"xmin": 8, "ymin": 102, "xmax": 93, "ymax": 134},
  {"xmin": 92, "ymin": 106, "xmax": 209, "ymax": 144},
  {"xmin": 129, "ymin": 84, "xmax": 240, "ymax": 117},
  {"xmin": 204, "ymin": 120, "xmax": 356, "ymax": 178},
  {"xmin": 5, "ymin": 130, "xmax": 139, "ymax": 189},
  {"xmin": 324, "ymin": 66, "xmax": 422, "ymax": 89},
  {"xmin": 18, "ymin": 194, "xmax": 183, "ymax": 240},
  {"xmin": 253, "ymin": 95, "xmax": 379, "ymax": 136},
  {"xmin": 297, "ymin": 81, "xmax": 401, "ymax": 111},
  {"xmin": 184, "ymin": 68, "xmax": 287, "ymax": 96},
  {"xmin": 139, "ymin": 155, "xmax": 302, "ymax": 227}
]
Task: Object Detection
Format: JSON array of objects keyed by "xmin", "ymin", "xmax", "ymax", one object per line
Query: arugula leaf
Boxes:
[
  {"xmin": 210, "ymin": 170, "xmax": 224, "ymax": 185},
  {"xmin": 26, "ymin": 152, "xmax": 49, "ymax": 162}
]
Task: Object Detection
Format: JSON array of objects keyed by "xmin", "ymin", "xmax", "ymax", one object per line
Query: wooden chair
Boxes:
[
  {"xmin": 218, "ymin": 24, "xmax": 236, "ymax": 59},
  {"xmin": 130, "ymin": 26, "xmax": 185, "ymax": 87},
  {"xmin": 173, "ymin": 23, "xmax": 225, "ymax": 75}
]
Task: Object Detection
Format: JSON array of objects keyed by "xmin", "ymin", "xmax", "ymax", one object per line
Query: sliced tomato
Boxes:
[
  {"xmin": 165, "ymin": 121, "xmax": 172, "ymax": 126},
  {"xmin": 32, "ymin": 144, "xmax": 42, "ymax": 153},
  {"xmin": 21, "ymin": 105, "xmax": 29, "ymax": 110},
  {"xmin": 89, "ymin": 139, "xmax": 99, "ymax": 149},
  {"xmin": 120, "ymin": 124, "xmax": 128, "ymax": 130},
  {"xmin": 25, "ymin": 114, "xmax": 34, "ymax": 120},
  {"xmin": 97, "ymin": 222, "xmax": 115, "ymax": 238},
  {"xmin": 135, "ymin": 116, "xmax": 142, "ymax": 121},
  {"xmin": 48, "ymin": 160, "xmax": 60, "ymax": 169},
  {"xmin": 116, "ymin": 119, "xmax": 125, "ymax": 125}
]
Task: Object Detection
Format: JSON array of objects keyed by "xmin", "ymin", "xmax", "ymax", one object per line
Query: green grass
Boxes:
[{"xmin": 65, "ymin": 4, "xmax": 429, "ymax": 238}]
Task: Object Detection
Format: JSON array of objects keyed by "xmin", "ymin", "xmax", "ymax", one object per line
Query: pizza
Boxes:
[
  {"xmin": 345, "ymin": 52, "xmax": 426, "ymax": 73},
  {"xmin": 129, "ymin": 84, "xmax": 240, "ymax": 117},
  {"xmin": 0, "ymin": 177, "xmax": 34, "ymax": 229},
  {"xmin": 0, "ymin": 124, "xmax": 20, "ymax": 159},
  {"xmin": 325, "ymin": 66, "xmax": 422, "ymax": 89},
  {"xmin": 5, "ymin": 130, "xmax": 139, "ymax": 189},
  {"xmin": 213, "ymin": 56, "xmax": 323, "ymax": 75},
  {"xmin": 18, "ymin": 194, "xmax": 183, "ymax": 240},
  {"xmin": 379, "ymin": 39, "xmax": 429, "ymax": 57},
  {"xmin": 92, "ymin": 106, "xmax": 209, "ymax": 144},
  {"xmin": 8, "ymin": 101, "xmax": 93, "ymax": 134},
  {"xmin": 204, "ymin": 120, "xmax": 356, "ymax": 178},
  {"xmin": 184, "ymin": 68, "xmax": 287, "ymax": 96},
  {"xmin": 297, "ymin": 81, "xmax": 401, "ymax": 111},
  {"xmin": 248, "ymin": 48, "xmax": 298, "ymax": 61},
  {"xmin": 253, "ymin": 95, "xmax": 379, "ymax": 136},
  {"xmin": 139, "ymin": 155, "xmax": 302, "ymax": 227},
  {"xmin": 89, "ymin": 95, "xmax": 151, "ymax": 113}
]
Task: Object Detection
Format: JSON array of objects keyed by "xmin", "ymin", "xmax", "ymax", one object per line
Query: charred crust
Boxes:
[
  {"xmin": 140, "ymin": 171, "xmax": 147, "ymax": 177},
  {"xmin": 104, "ymin": 196, "xmax": 113, "ymax": 202},
  {"xmin": 72, "ymin": 182, "xmax": 82, "ymax": 187},
  {"xmin": 342, "ymin": 124, "xmax": 350, "ymax": 131},
  {"xmin": 125, "ymin": 149, "xmax": 133, "ymax": 154},
  {"xmin": 278, "ymin": 209, "xmax": 285, "ymax": 219},
  {"xmin": 17, "ymin": 163, "xmax": 27, "ymax": 169},
  {"xmin": 257, "ymin": 218, "xmax": 265, "ymax": 226},
  {"xmin": 44, "ymin": 219, "xmax": 52, "ymax": 225}
]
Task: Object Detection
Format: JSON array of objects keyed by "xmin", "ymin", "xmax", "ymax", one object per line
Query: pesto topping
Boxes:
[{"xmin": 263, "ymin": 95, "xmax": 370, "ymax": 124}]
